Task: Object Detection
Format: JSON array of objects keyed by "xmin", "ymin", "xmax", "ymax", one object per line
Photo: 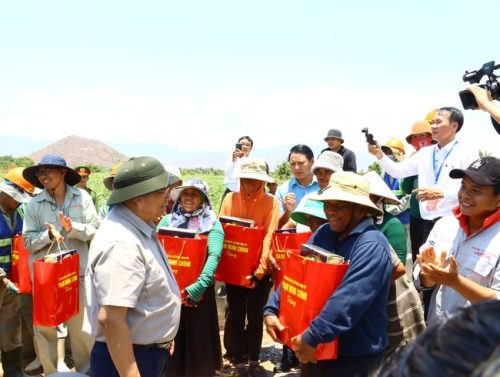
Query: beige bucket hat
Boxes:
[
  {"xmin": 236, "ymin": 157, "xmax": 275, "ymax": 183},
  {"xmin": 309, "ymin": 171, "xmax": 383, "ymax": 216},
  {"xmin": 363, "ymin": 171, "xmax": 401, "ymax": 205}
]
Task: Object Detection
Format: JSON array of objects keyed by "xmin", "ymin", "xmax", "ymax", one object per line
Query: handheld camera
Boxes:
[{"xmin": 362, "ymin": 128, "xmax": 376, "ymax": 145}]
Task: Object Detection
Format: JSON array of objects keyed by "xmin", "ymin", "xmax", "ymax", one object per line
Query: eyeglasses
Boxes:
[{"xmin": 35, "ymin": 168, "xmax": 60, "ymax": 177}]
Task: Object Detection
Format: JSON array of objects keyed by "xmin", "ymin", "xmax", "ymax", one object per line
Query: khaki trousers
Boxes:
[{"xmin": 33, "ymin": 281, "xmax": 94, "ymax": 374}]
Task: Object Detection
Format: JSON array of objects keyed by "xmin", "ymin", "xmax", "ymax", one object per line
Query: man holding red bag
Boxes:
[
  {"xmin": 265, "ymin": 172, "xmax": 393, "ymax": 377},
  {"xmin": 0, "ymin": 168, "xmax": 35, "ymax": 377},
  {"xmin": 22, "ymin": 154, "xmax": 99, "ymax": 375}
]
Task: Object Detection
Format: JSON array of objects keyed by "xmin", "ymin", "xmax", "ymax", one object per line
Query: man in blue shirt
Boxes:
[
  {"xmin": 275, "ymin": 145, "xmax": 319, "ymax": 228},
  {"xmin": 264, "ymin": 172, "xmax": 393, "ymax": 377}
]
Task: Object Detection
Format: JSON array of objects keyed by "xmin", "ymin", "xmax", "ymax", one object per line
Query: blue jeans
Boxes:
[{"xmin": 91, "ymin": 341, "xmax": 169, "ymax": 377}]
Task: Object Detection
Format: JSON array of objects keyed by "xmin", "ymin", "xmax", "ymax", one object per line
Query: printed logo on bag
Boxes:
[
  {"xmin": 223, "ymin": 240, "xmax": 249, "ymax": 258},
  {"xmin": 168, "ymin": 255, "xmax": 192, "ymax": 272},
  {"xmin": 58, "ymin": 271, "xmax": 78, "ymax": 288},
  {"xmin": 282, "ymin": 275, "xmax": 308, "ymax": 308}
]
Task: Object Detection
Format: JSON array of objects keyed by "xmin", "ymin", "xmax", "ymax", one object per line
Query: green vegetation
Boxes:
[{"xmin": 0, "ymin": 156, "xmax": 34, "ymax": 171}]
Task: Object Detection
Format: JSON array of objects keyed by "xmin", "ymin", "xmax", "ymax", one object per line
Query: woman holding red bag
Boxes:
[
  {"xmin": 219, "ymin": 158, "xmax": 279, "ymax": 377},
  {"xmin": 158, "ymin": 178, "xmax": 224, "ymax": 377}
]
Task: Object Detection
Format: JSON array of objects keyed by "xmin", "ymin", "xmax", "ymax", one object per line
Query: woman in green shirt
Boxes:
[{"xmin": 158, "ymin": 178, "xmax": 224, "ymax": 377}]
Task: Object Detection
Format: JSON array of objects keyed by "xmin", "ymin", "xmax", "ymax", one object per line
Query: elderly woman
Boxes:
[{"xmin": 158, "ymin": 178, "xmax": 224, "ymax": 377}]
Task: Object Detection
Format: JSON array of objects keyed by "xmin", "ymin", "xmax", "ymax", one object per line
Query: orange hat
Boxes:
[
  {"xmin": 4, "ymin": 167, "xmax": 36, "ymax": 194},
  {"xmin": 103, "ymin": 162, "xmax": 123, "ymax": 191},
  {"xmin": 425, "ymin": 109, "xmax": 437, "ymax": 124},
  {"xmin": 405, "ymin": 120, "xmax": 432, "ymax": 144},
  {"xmin": 381, "ymin": 137, "xmax": 405, "ymax": 161}
]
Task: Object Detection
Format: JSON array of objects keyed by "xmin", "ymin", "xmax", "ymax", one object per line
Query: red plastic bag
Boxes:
[
  {"xmin": 33, "ymin": 252, "xmax": 80, "ymax": 327},
  {"xmin": 158, "ymin": 234, "xmax": 208, "ymax": 296},
  {"xmin": 215, "ymin": 224, "xmax": 265, "ymax": 287},
  {"xmin": 278, "ymin": 251, "xmax": 349, "ymax": 360},
  {"xmin": 271, "ymin": 231, "xmax": 311, "ymax": 289},
  {"xmin": 10, "ymin": 235, "xmax": 32, "ymax": 293}
]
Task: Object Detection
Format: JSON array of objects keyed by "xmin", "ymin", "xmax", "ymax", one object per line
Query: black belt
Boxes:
[{"xmin": 133, "ymin": 340, "xmax": 172, "ymax": 350}]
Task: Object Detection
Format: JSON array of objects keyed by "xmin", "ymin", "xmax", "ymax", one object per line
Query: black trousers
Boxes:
[
  {"xmin": 420, "ymin": 218, "xmax": 439, "ymax": 321},
  {"xmin": 409, "ymin": 215, "xmax": 426, "ymax": 263},
  {"xmin": 308, "ymin": 353, "xmax": 384, "ymax": 377},
  {"xmin": 223, "ymin": 275, "xmax": 273, "ymax": 363}
]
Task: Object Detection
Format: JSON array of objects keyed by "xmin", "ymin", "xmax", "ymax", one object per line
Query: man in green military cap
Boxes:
[
  {"xmin": 75, "ymin": 165, "xmax": 98, "ymax": 208},
  {"xmin": 83, "ymin": 156, "xmax": 181, "ymax": 377}
]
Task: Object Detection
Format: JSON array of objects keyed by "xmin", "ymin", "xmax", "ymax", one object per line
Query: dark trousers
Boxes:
[
  {"xmin": 409, "ymin": 215, "xmax": 426, "ymax": 263},
  {"xmin": 223, "ymin": 275, "xmax": 273, "ymax": 363},
  {"xmin": 308, "ymin": 353, "xmax": 383, "ymax": 377},
  {"xmin": 421, "ymin": 218, "xmax": 439, "ymax": 321},
  {"xmin": 91, "ymin": 341, "xmax": 169, "ymax": 377}
]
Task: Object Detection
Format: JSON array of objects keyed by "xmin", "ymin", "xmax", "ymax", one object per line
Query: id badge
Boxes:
[{"xmin": 426, "ymin": 199, "xmax": 438, "ymax": 211}]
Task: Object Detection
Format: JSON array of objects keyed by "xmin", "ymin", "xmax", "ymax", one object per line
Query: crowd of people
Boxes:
[{"xmin": 0, "ymin": 88, "xmax": 499, "ymax": 377}]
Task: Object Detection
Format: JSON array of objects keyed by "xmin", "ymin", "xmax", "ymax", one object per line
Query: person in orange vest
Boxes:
[{"xmin": 0, "ymin": 168, "xmax": 35, "ymax": 377}]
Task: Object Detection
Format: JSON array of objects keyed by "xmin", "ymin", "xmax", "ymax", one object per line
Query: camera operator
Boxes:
[{"xmin": 468, "ymin": 85, "xmax": 500, "ymax": 134}]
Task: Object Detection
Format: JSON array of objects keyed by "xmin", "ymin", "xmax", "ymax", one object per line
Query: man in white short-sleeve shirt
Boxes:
[{"xmin": 84, "ymin": 156, "xmax": 181, "ymax": 377}]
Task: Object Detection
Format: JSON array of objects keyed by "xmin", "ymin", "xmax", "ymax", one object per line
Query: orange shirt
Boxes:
[{"xmin": 220, "ymin": 184, "xmax": 280, "ymax": 279}]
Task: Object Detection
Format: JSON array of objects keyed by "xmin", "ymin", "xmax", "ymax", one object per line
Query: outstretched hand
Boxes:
[{"xmin": 264, "ymin": 315, "xmax": 285, "ymax": 342}]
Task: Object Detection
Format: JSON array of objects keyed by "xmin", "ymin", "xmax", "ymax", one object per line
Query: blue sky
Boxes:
[{"xmin": 0, "ymin": 1, "xmax": 499, "ymax": 168}]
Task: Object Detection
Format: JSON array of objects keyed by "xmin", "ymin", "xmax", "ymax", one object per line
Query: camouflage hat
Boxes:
[
  {"xmin": 236, "ymin": 157, "xmax": 274, "ymax": 183},
  {"xmin": 107, "ymin": 156, "xmax": 169, "ymax": 205}
]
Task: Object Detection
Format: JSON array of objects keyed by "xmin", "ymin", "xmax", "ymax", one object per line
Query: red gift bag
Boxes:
[
  {"xmin": 215, "ymin": 224, "xmax": 265, "ymax": 287},
  {"xmin": 158, "ymin": 234, "xmax": 208, "ymax": 296},
  {"xmin": 271, "ymin": 231, "xmax": 311, "ymax": 289},
  {"xmin": 33, "ymin": 252, "xmax": 80, "ymax": 327},
  {"xmin": 278, "ymin": 251, "xmax": 349, "ymax": 360},
  {"xmin": 10, "ymin": 234, "xmax": 32, "ymax": 293}
]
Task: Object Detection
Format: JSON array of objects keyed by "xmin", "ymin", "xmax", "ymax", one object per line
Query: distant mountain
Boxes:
[
  {"xmin": 30, "ymin": 135, "xmax": 127, "ymax": 168},
  {"xmin": 2, "ymin": 135, "xmax": 373, "ymax": 171}
]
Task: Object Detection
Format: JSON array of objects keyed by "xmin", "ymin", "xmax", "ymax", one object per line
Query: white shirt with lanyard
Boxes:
[{"xmin": 378, "ymin": 140, "xmax": 477, "ymax": 220}]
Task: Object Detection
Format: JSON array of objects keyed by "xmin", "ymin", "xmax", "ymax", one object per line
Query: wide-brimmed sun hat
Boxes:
[
  {"xmin": 405, "ymin": 120, "xmax": 432, "ymax": 144},
  {"xmin": 309, "ymin": 171, "xmax": 383, "ymax": 216},
  {"xmin": 164, "ymin": 165, "xmax": 182, "ymax": 186},
  {"xmin": 107, "ymin": 156, "xmax": 169, "ymax": 205},
  {"xmin": 23, "ymin": 154, "xmax": 81, "ymax": 189},
  {"xmin": 363, "ymin": 171, "xmax": 401, "ymax": 205},
  {"xmin": 170, "ymin": 178, "xmax": 212, "ymax": 207},
  {"xmin": 291, "ymin": 196, "xmax": 327, "ymax": 225},
  {"xmin": 313, "ymin": 151, "xmax": 344, "ymax": 174},
  {"xmin": 236, "ymin": 157, "xmax": 274, "ymax": 183}
]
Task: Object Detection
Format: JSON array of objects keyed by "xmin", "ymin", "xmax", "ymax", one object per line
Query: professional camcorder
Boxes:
[{"xmin": 459, "ymin": 61, "xmax": 500, "ymax": 110}]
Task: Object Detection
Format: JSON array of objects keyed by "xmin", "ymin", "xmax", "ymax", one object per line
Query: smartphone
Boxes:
[{"xmin": 235, "ymin": 143, "xmax": 243, "ymax": 150}]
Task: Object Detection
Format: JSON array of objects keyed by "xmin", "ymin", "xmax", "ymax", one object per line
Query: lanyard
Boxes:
[{"xmin": 432, "ymin": 141, "xmax": 458, "ymax": 184}]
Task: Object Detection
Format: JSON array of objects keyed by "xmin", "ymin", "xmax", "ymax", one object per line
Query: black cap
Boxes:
[{"xmin": 449, "ymin": 157, "xmax": 500, "ymax": 185}]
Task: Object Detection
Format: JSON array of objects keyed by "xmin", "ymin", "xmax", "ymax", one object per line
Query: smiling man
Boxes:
[
  {"xmin": 22, "ymin": 154, "xmax": 99, "ymax": 376},
  {"xmin": 264, "ymin": 172, "xmax": 393, "ymax": 377},
  {"xmin": 368, "ymin": 107, "xmax": 477, "ymax": 239},
  {"xmin": 415, "ymin": 156, "xmax": 500, "ymax": 326},
  {"xmin": 83, "ymin": 156, "xmax": 181, "ymax": 377}
]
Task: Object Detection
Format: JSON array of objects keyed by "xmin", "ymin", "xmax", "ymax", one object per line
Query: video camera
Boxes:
[
  {"xmin": 361, "ymin": 128, "xmax": 376, "ymax": 145},
  {"xmin": 459, "ymin": 61, "xmax": 500, "ymax": 110}
]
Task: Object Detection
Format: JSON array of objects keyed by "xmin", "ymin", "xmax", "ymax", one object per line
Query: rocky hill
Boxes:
[{"xmin": 30, "ymin": 135, "xmax": 127, "ymax": 168}]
